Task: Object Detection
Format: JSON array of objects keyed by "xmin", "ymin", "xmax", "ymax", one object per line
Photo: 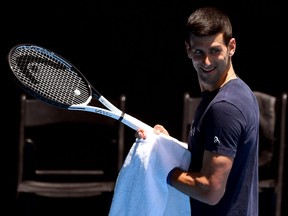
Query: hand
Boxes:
[
  {"xmin": 153, "ymin": 124, "xmax": 169, "ymax": 136},
  {"xmin": 135, "ymin": 124, "xmax": 169, "ymax": 139}
]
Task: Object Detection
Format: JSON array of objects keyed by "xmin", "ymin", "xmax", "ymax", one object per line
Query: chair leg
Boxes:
[{"xmin": 259, "ymin": 188, "xmax": 276, "ymax": 216}]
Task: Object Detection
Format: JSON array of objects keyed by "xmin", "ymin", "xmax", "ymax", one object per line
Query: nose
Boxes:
[{"xmin": 202, "ymin": 55, "xmax": 211, "ymax": 65}]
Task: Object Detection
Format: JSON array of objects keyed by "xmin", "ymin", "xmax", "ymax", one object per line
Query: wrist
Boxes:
[{"xmin": 167, "ymin": 167, "xmax": 178, "ymax": 186}]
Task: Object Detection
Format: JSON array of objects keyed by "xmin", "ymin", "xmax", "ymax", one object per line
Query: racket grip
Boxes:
[
  {"xmin": 121, "ymin": 113, "xmax": 153, "ymax": 132},
  {"xmin": 122, "ymin": 113, "xmax": 188, "ymax": 149},
  {"xmin": 69, "ymin": 105, "xmax": 152, "ymax": 132}
]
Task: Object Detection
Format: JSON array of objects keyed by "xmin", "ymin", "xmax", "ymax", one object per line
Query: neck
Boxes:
[{"xmin": 220, "ymin": 69, "xmax": 237, "ymax": 88}]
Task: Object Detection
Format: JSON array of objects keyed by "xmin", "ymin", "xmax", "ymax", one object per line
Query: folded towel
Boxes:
[{"xmin": 109, "ymin": 131, "xmax": 191, "ymax": 216}]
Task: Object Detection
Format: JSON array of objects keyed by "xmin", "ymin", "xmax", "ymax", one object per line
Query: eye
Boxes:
[
  {"xmin": 192, "ymin": 49, "xmax": 203, "ymax": 56},
  {"xmin": 209, "ymin": 48, "xmax": 221, "ymax": 55}
]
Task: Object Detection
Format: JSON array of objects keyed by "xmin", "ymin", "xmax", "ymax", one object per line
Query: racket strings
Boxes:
[{"xmin": 10, "ymin": 46, "xmax": 91, "ymax": 106}]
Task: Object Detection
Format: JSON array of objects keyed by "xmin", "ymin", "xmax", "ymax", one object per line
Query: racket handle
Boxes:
[
  {"xmin": 121, "ymin": 113, "xmax": 153, "ymax": 132},
  {"xmin": 122, "ymin": 113, "xmax": 188, "ymax": 149},
  {"xmin": 69, "ymin": 105, "xmax": 188, "ymax": 149},
  {"xmin": 69, "ymin": 105, "xmax": 152, "ymax": 132}
]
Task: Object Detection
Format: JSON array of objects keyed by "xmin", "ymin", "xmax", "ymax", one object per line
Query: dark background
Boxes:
[{"xmin": 1, "ymin": 0, "xmax": 287, "ymax": 214}]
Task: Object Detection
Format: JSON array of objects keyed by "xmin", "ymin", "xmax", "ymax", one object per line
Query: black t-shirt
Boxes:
[{"xmin": 188, "ymin": 78, "xmax": 259, "ymax": 216}]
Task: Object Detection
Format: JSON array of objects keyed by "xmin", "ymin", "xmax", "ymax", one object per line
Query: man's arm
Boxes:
[{"xmin": 169, "ymin": 150, "xmax": 233, "ymax": 205}]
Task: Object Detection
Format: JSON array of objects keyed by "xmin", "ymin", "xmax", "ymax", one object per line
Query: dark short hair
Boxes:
[{"xmin": 186, "ymin": 7, "xmax": 233, "ymax": 46}]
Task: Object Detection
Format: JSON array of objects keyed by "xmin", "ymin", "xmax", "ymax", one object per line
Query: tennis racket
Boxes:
[{"xmin": 8, "ymin": 43, "xmax": 152, "ymax": 132}]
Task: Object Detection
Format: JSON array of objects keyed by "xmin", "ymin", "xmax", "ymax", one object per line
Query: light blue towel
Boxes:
[{"xmin": 109, "ymin": 131, "xmax": 191, "ymax": 216}]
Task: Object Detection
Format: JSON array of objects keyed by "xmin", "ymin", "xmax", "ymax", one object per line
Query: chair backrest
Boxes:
[
  {"xmin": 17, "ymin": 93, "xmax": 126, "ymax": 191},
  {"xmin": 254, "ymin": 91, "xmax": 287, "ymax": 216},
  {"xmin": 181, "ymin": 92, "xmax": 201, "ymax": 142}
]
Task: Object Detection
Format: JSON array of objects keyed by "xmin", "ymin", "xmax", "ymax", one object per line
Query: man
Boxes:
[{"xmin": 137, "ymin": 7, "xmax": 259, "ymax": 216}]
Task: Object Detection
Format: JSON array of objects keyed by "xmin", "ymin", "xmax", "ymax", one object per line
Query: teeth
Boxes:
[{"xmin": 202, "ymin": 67, "xmax": 215, "ymax": 72}]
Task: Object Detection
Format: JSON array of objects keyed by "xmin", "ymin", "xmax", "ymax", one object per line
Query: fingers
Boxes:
[
  {"xmin": 154, "ymin": 124, "xmax": 169, "ymax": 136},
  {"xmin": 135, "ymin": 124, "xmax": 169, "ymax": 139},
  {"xmin": 135, "ymin": 129, "xmax": 146, "ymax": 139}
]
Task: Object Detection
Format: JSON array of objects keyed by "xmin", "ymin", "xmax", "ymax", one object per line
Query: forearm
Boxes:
[{"xmin": 168, "ymin": 168, "xmax": 222, "ymax": 205}]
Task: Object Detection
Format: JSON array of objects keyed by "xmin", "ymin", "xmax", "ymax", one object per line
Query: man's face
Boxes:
[{"xmin": 185, "ymin": 33, "xmax": 235, "ymax": 90}]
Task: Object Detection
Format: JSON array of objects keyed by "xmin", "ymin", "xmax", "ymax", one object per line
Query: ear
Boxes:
[
  {"xmin": 228, "ymin": 38, "xmax": 236, "ymax": 56},
  {"xmin": 185, "ymin": 41, "xmax": 192, "ymax": 59}
]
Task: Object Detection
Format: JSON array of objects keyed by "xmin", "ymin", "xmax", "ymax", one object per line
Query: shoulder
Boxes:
[
  {"xmin": 217, "ymin": 78, "xmax": 258, "ymax": 110},
  {"xmin": 209, "ymin": 78, "xmax": 259, "ymax": 123}
]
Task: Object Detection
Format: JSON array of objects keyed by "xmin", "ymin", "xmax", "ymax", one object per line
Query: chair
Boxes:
[
  {"xmin": 181, "ymin": 92, "xmax": 201, "ymax": 143},
  {"xmin": 254, "ymin": 91, "xmax": 287, "ymax": 216},
  {"xmin": 16, "ymin": 93, "xmax": 126, "ymax": 214},
  {"xmin": 181, "ymin": 91, "xmax": 287, "ymax": 216}
]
